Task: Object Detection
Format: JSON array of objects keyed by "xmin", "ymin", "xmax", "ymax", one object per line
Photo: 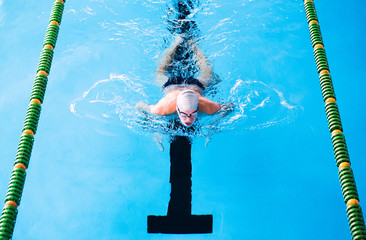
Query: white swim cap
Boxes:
[{"xmin": 176, "ymin": 90, "xmax": 198, "ymax": 111}]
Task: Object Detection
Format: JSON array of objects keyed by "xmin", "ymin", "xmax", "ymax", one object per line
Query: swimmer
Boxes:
[
  {"xmin": 137, "ymin": 0, "xmax": 233, "ymax": 129},
  {"xmin": 138, "ymin": 85, "xmax": 219, "ymax": 127},
  {"xmin": 136, "ymin": 38, "xmax": 234, "ymax": 128}
]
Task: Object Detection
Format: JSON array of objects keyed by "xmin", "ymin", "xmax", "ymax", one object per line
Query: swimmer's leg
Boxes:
[
  {"xmin": 174, "ymin": 0, "xmax": 196, "ymax": 19},
  {"xmin": 189, "ymin": 43, "xmax": 222, "ymax": 89},
  {"xmin": 168, "ymin": 0, "xmax": 198, "ymax": 37},
  {"xmin": 191, "ymin": 44, "xmax": 212, "ymax": 88},
  {"xmin": 155, "ymin": 36, "xmax": 185, "ymax": 87}
]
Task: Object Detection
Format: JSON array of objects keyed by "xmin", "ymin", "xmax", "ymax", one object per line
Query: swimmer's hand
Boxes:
[
  {"xmin": 217, "ymin": 102, "xmax": 235, "ymax": 116},
  {"xmin": 153, "ymin": 132, "xmax": 164, "ymax": 152},
  {"xmin": 204, "ymin": 102, "xmax": 235, "ymax": 141},
  {"xmin": 136, "ymin": 102, "xmax": 151, "ymax": 114},
  {"xmin": 205, "ymin": 136, "xmax": 211, "ymax": 147},
  {"xmin": 219, "ymin": 102, "xmax": 235, "ymax": 114}
]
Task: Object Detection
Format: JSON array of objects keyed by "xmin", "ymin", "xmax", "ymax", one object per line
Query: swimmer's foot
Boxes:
[{"xmin": 175, "ymin": 0, "xmax": 194, "ymax": 17}]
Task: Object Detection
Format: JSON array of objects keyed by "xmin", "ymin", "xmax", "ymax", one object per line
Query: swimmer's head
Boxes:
[{"xmin": 176, "ymin": 90, "xmax": 199, "ymax": 127}]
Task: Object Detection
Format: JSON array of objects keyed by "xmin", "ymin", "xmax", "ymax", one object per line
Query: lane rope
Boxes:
[
  {"xmin": 303, "ymin": 1, "xmax": 366, "ymax": 239},
  {"xmin": 0, "ymin": 1, "xmax": 66, "ymax": 239}
]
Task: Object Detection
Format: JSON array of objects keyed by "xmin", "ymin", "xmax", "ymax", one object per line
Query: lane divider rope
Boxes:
[
  {"xmin": 0, "ymin": 1, "xmax": 66, "ymax": 239},
  {"xmin": 304, "ymin": 1, "xmax": 366, "ymax": 239}
]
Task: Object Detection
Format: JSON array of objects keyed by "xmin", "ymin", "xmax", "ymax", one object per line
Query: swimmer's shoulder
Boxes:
[{"xmin": 198, "ymin": 96, "xmax": 220, "ymax": 114}]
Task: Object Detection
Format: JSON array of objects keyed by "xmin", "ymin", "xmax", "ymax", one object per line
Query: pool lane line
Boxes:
[
  {"xmin": 0, "ymin": 0, "xmax": 66, "ymax": 239},
  {"xmin": 304, "ymin": 1, "xmax": 366, "ymax": 239}
]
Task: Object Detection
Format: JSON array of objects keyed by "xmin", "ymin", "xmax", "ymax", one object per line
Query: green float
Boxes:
[
  {"xmin": 0, "ymin": 0, "xmax": 66, "ymax": 239},
  {"xmin": 304, "ymin": 1, "xmax": 366, "ymax": 239}
]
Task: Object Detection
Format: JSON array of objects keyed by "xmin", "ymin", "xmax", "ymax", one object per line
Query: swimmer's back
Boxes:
[{"xmin": 164, "ymin": 85, "xmax": 203, "ymax": 97}]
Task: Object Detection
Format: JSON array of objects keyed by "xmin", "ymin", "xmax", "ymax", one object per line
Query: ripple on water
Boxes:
[
  {"xmin": 68, "ymin": 0, "xmax": 300, "ymax": 138},
  {"xmin": 70, "ymin": 74, "xmax": 297, "ymax": 138}
]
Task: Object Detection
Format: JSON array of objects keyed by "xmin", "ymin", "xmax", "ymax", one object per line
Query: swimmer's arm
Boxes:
[
  {"xmin": 204, "ymin": 102, "xmax": 235, "ymax": 147},
  {"xmin": 136, "ymin": 101, "xmax": 175, "ymax": 116},
  {"xmin": 150, "ymin": 95, "xmax": 177, "ymax": 116},
  {"xmin": 198, "ymin": 97, "xmax": 221, "ymax": 115}
]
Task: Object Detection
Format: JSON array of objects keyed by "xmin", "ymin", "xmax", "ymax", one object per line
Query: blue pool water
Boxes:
[{"xmin": 0, "ymin": 0, "xmax": 366, "ymax": 239}]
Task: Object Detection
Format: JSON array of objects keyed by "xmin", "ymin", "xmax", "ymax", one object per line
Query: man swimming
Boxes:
[
  {"xmin": 137, "ymin": 38, "xmax": 231, "ymax": 128},
  {"xmin": 137, "ymin": 0, "xmax": 233, "ymax": 129}
]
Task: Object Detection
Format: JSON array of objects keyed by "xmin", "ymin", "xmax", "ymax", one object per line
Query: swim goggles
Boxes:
[{"xmin": 177, "ymin": 108, "xmax": 198, "ymax": 118}]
